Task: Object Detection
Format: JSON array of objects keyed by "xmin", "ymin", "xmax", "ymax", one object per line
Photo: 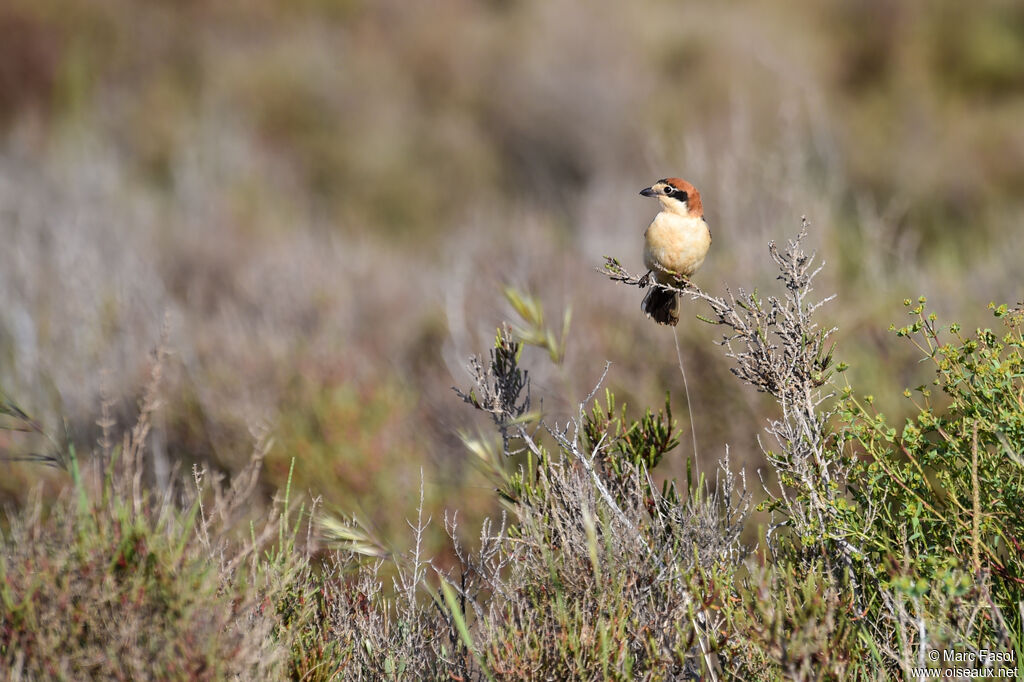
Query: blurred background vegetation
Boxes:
[{"xmin": 1, "ymin": 0, "xmax": 1022, "ymax": 558}]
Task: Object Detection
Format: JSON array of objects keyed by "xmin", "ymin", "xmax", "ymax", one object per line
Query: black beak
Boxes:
[{"xmin": 639, "ymin": 187, "xmax": 657, "ymax": 197}]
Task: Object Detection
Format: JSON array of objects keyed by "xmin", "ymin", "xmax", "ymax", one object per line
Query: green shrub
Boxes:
[{"xmin": 837, "ymin": 300, "xmax": 1024, "ymax": 658}]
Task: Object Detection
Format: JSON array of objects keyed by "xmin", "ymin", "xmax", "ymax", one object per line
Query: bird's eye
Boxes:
[{"xmin": 663, "ymin": 186, "xmax": 673, "ymax": 194}]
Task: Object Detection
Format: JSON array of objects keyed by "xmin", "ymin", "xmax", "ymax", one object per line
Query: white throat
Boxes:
[{"xmin": 657, "ymin": 197, "xmax": 691, "ymax": 216}]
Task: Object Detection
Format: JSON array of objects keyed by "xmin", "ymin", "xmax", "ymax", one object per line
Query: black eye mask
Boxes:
[{"xmin": 666, "ymin": 187, "xmax": 688, "ymax": 202}]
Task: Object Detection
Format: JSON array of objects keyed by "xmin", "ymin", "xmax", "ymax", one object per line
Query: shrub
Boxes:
[
  {"xmin": 0, "ymin": 351, "xmax": 314, "ymax": 681},
  {"xmin": 3, "ymin": 224, "xmax": 1022, "ymax": 680},
  {"xmin": 605, "ymin": 223, "xmax": 1023, "ymax": 678},
  {"xmin": 305, "ymin": 224, "xmax": 1022, "ymax": 680},
  {"xmin": 837, "ymin": 299, "xmax": 1024, "ymax": 668}
]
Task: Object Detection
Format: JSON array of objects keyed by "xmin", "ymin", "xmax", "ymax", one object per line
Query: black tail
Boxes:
[{"xmin": 642, "ymin": 287, "xmax": 679, "ymax": 326}]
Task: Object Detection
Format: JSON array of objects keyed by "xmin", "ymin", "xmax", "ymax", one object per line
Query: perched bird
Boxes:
[{"xmin": 638, "ymin": 177, "xmax": 711, "ymax": 325}]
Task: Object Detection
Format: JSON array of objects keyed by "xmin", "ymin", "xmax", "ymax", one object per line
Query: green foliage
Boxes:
[
  {"xmin": 582, "ymin": 389, "xmax": 680, "ymax": 487},
  {"xmin": 458, "ymin": 325, "xmax": 683, "ymax": 513},
  {"xmin": 837, "ymin": 300, "xmax": 1024, "ymax": 645}
]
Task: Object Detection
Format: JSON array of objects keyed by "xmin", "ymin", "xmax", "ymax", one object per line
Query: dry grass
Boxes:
[{"xmin": 0, "ymin": 349, "xmax": 314, "ymax": 680}]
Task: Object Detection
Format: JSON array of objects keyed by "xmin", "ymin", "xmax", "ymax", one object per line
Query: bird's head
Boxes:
[{"xmin": 639, "ymin": 177, "xmax": 703, "ymax": 218}]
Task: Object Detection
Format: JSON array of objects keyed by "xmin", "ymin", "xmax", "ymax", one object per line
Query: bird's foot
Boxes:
[{"xmin": 638, "ymin": 270, "xmax": 652, "ymax": 288}]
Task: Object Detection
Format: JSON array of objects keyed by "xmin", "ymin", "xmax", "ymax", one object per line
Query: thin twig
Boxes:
[{"xmin": 673, "ymin": 325, "xmax": 700, "ymax": 477}]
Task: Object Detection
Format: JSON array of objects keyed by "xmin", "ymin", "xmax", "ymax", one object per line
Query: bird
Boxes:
[{"xmin": 638, "ymin": 177, "xmax": 711, "ymax": 326}]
